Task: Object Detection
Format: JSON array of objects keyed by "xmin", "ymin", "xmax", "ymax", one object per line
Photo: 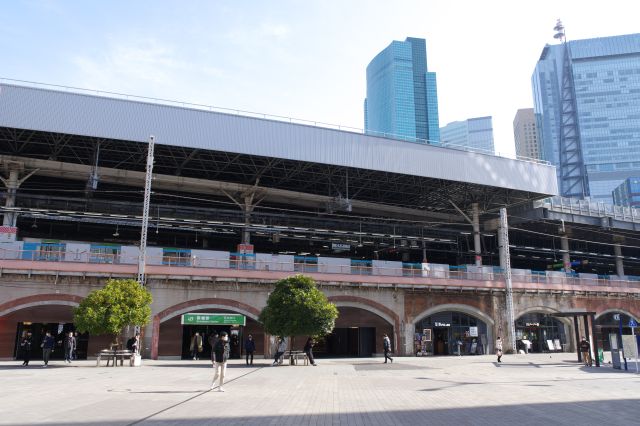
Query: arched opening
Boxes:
[
  {"xmin": 414, "ymin": 310, "xmax": 489, "ymax": 356},
  {"xmin": 154, "ymin": 300, "xmax": 264, "ymax": 360},
  {"xmin": 515, "ymin": 312, "xmax": 569, "ymax": 353},
  {"xmin": 315, "ymin": 307, "xmax": 394, "ymax": 358},
  {"xmin": 0, "ymin": 297, "xmax": 111, "ymax": 361},
  {"xmin": 158, "ymin": 308, "xmax": 264, "ymax": 360},
  {"xmin": 594, "ymin": 311, "xmax": 639, "ymax": 351}
]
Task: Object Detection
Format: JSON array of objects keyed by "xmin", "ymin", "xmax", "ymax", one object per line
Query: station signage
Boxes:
[
  {"xmin": 181, "ymin": 313, "xmax": 246, "ymax": 326},
  {"xmin": 434, "ymin": 322, "xmax": 450, "ymax": 327}
]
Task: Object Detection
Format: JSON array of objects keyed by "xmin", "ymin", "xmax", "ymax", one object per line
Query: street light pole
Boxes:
[{"xmin": 138, "ymin": 135, "xmax": 155, "ymax": 285}]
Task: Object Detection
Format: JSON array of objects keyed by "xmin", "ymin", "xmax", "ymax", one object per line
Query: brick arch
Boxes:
[
  {"xmin": 595, "ymin": 308, "xmax": 639, "ymax": 321},
  {"xmin": 0, "ymin": 294, "xmax": 83, "ymax": 318},
  {"xmin": 151, "ymin": 298, "xmax": 263, "ymax": 360},
  {"xmin": 327, "ymin": 295, "xmax": 401, "ymax": 351}
]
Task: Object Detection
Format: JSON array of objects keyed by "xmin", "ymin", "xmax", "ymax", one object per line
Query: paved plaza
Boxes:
[{"xmin": 1, "ymin": 354, "xmax": 638, "ymax": 426}]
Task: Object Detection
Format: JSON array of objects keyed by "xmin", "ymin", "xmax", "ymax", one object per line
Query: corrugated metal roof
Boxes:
[{"xmin": 0, "ymin": 83, "xmax": 557, "ymax": 196}]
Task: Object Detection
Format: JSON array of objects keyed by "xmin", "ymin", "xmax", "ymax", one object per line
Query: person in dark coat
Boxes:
[
  {"xmin": 383, "ymin": 334, "xmax": 393, "ymax": 364},
  {"xmin": 304, "ymin": 337, "xmax": 317, "ymax": 366},
  {"xmin": 64, "ymin": 331, "xmax": 76, "ymax": 363},
  {"xmin": 244, "ymin": 334, "xmax": 256, "ymax": 365},
  {"xmin": 580, "ymin": 337, "xmax": 592, "ymax": 366},
  {"xmin": 211, "ymin": 331, "xmax": 230, "ymax": 392},
  {"xmin": 41, "ymin": 332, "xmax": 54, "ymax": 367},
  {"xmin": 209, "ymin": 332, "xmax": 219, "ymax": 363},
  {"xmin": 20, "ymin": 332, "xmax": 33, "ymax": 366}
]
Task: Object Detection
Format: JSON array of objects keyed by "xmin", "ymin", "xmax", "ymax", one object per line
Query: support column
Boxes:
[
  {"xmin": 498, "ymin": 208, "xmax": 516, "ymax": 352},
  {"xmin": 590, "ymin": 314, "xmax": 600, "ymax": 367},
  {"xmin": 614, "ymin": 239, "xmax": 625, "ymax": 278},
  {"xmin": 472, "ymin": 203, "xmax": 482, "ymax": 266},
  {"xmin": 0, "ymin": 163, "xmax": 38, "ymax": 239},
  {"xmin": 573, "ymin": 316, "xmax": 582, "ymax": 362},
  {"xmin": 560, "ymin": 234, "xmax": 571, "ymax": 272}
]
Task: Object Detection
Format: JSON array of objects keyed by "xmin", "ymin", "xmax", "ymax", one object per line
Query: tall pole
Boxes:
[
  {"xmin": 138, "ymin": 135, "xmax": 155, "ymax": 285},
  {"xmin": 472, "ymin": 203, "xmax": 481, "ymax": 266},
  {"xmin": 499, "ymin": 208, "xmax": 516, "ymax": 352}
]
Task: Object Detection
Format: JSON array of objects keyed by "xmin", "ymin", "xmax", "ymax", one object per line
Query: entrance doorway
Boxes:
[
  {"xmin": 181, "ymin": 325, "xmax": 243, "ymax": 360},
  {"xmin": 433, "ymin": 328, "xmax": 449, "ymax": 355},
  {"xmin": 320, "ymin": 327, "xmax": 375, "ymax": 357},
  {"xmin": 515, "ymin": 313, "xmax": 567, "ymax": 353},
  {"xmin": 15, "ymin": 322, "xmax": 88, "ymax": 360},
  {"xmin": 415, "ymin": 311, "xmax": 488, "ymax": 356}
]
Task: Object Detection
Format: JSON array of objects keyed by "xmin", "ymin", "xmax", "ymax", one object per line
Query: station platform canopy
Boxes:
[{"xmin": 0, "ymin": 82, "xmax": 557, "ymax": 220}]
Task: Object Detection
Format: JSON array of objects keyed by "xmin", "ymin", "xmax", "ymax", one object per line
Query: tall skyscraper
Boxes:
[
  {"xmin": 513, "ymin": 108, "xmax": 540, "ymax": 160},
  {"xmin": 364, "ymin": 37, "xmax": 440, "ymax": 144},
  {"xmin": 612, "ymin": 177, "xmax": 640, "ymax": 207},
  {"xmin": 440, "ymin": 116, "xmax": 495, "ymax": 154},
  {"xmin": 532, "ymin": 27, "xmax": 640, "ymax": 203}
]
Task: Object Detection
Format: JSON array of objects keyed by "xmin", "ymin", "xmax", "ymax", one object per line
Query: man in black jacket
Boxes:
[
  {"xmin": 579, "ymin": 337, "xmax": 592, "ymax": 366},
  {"xmin": 245, "ymin": 334, "xmax": 256, "ymax": 365},
  {"xmin": 211, "ymin": 331, "xmax": 230, "ymax": 392},
  {"xmin": 41, "ymin": 332, "xmax": 54, "ymax": 367},
  {"xmin": 20, "ymin": 332, "xmax": 33, "ymax": 366}
]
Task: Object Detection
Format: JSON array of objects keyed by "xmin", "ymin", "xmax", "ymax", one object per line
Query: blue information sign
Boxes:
[{"xmin": 629, "ymin": 319, "xmax": 638, "ymax": 327}]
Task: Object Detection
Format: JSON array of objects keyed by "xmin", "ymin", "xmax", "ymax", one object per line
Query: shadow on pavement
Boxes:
[{"xmin": 27, "ymin": 399, "xmax": 640, "ymax": 426}]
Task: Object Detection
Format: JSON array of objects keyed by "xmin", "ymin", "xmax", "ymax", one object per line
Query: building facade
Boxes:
[
  {"xmin": 532, "ymin": 33, "xmax": 640, "ymax": 203},
  {"xmin": 513, "ymin": 108, "xmax": 540, "ymax": 160},
  {"xmin": 612, "ymin": 177, "xmax": 640, "ymax": 207},
  {"xmin": 440, "ymin": 116, "xmax": 495, "ymax": 154},
  {"xmin": 364, "ymin": 37, "xmax": 440, "ymax": 144}
]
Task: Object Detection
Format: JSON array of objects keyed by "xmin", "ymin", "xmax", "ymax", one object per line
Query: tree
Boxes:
[
  {"xmin": 74, "ymin": 278, "xmax": 152, "ymax": 346},
  {"xmin": 259, "ymin": 275, "xmax": 338, "ymax": 348}
]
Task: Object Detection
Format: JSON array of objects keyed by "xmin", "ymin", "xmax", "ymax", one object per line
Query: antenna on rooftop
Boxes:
[{"xmin": 553, "ymin": 19, "xmax": 566, "ymax": 43}]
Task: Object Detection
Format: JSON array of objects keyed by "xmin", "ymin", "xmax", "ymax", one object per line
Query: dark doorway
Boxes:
[
  {"xmin": 181, "ymin": 325, "xmax": 244, "ymax": 360},
  {"xmin": 15, "ymin": 322, "xmax": 88, "ymax": 360},
  {"xmin": 433, "ymin": 328, "xmax": 449, "ymax": 355},
  {"xmin": 321, "ymin": 327, "xmax": 375, "ymax": 357}
]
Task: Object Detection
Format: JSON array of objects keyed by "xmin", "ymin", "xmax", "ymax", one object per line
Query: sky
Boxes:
[{"xmin": 2, "ymin": 0, "xmax": 640, "ymax": 157}]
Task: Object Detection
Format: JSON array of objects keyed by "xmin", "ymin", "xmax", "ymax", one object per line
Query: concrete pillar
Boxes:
[
  {"xmin": 560, "ymin": 234, "xmax": 571, "ymax": 272},
  {"xmin": 472, "ymin": 203, "xmax": 482, "ymax": 266},
  {"xmin": 614, "ymin": 242, "xmax": 624, "ymax": 278}
]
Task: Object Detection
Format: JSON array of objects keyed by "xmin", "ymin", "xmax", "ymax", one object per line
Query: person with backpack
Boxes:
[
  {"xmin": 211, "ymin": 331, "xmax": 230, "ymax": 392},
  {"xmin": 383, "ymin": 334, "xmax": 393, "ymax": 364}
]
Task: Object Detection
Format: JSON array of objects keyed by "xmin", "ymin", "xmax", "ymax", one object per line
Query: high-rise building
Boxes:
[
  {"xmin": 612, "ymin": 177, "xmax": 640, "ymax": 207},
  {"xmin": 364, "ymin": 37, "xmax": 440, "ymax": 144},
  {"xmin": 440, "ymin": 116, "xmax": 495, "ymax": 154},
  {"xmin": 513, "ymin": 108, "xmax": 540, "ymax": 160},
  {"xmin": 532, "ymin": 30, "xmax": 640, "ymax": 203}
]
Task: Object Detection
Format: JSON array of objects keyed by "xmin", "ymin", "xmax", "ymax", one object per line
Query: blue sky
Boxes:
[{"xmin": 3, "ymin": 0, "xmax": 640, "ymax": 155}]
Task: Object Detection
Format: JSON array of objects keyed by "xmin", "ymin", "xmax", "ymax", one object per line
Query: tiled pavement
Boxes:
[{"xmin": 1, "ymin": 354, "xmax": 638, "ymax": 425}]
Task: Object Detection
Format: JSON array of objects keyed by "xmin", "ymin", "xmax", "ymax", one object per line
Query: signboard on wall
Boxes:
[
  {"xmin": 181, "ymin": 313, "xmax": 246, "ymax": 326},
  {"xmin": 469, "ymin": 327, "xmax": 478, "ymax": 337}
]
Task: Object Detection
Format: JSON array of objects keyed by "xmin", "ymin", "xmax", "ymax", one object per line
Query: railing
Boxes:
[
  {"xmin": 535, "ymin": 196, "xmax": 640, "ymax": 222},
  {"xmin": 1, "ymin": 248, "xmax": 640, "ymax": 292},
  {"xmin": 0, "ymin": 78, "xmax": 549, "ymax": 165}
]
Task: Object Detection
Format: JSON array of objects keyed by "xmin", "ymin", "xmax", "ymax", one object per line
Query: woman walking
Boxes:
[
  {"xmin": 211, "ymin": 331, "xmax": 230, "ymax": 392},
  {"xmin": 496, "ymin": 336, "xmax": 503, "ymax": 363},
  {"xmin": 304, "ymin": 337, "xmax": 317, "ymax": 366}
]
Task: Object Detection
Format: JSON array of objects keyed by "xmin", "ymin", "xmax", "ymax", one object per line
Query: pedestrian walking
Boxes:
[
  {"xmin": 304, "ymin": 337, "xmax": 317, "ymax": 366},
  {"xmin": 579, "ymin": 337, "xmax": 592, "ymax": 366},
  {"xmin": 190, "ymin": 332, "xmax": 203, "ymax": 360},
  {"xmin": 496, "ymin": 336, "xmax": 503, "ymax": 363},
  {"xmin": 211, "ymin": 331, "xmax": 230, "ymax": 392},
  {"xmin": 72, "ymin": 332, "xmax": 80, "ymax": 360},
  {"xmin": 20, "ymin": 332, "xmax": 33, "ymax": 366},
  {"xmin": 209, "ymin": 332, "xmax": 219, "ymax": 363},
  {"xmin": 41, "ymin": 331, "xmax": 54, "ymax": 367},
  {"xmin": 272, "ymin": 337, "xmax": 287, "ymax": 366},
  {"xmin": 383, "ymin": 334, "xmax": 393, "ymax": 364},
  {"xmin": 64, "ymin": 331, "xmax": 76, "ymax": 363},
  {"xmin": 244, "ymin": 334, "xmax": 256, "ymax": 365}
]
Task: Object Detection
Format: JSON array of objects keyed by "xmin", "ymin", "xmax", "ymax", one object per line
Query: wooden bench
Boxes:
[{"xmin": 96, "ymin": 350, "xmax": 133, "ymax": 367}]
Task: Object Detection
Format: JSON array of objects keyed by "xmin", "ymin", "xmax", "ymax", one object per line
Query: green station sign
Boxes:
[{"xmin": 181, "ymin": 313, "xmax": 246, "ymax": 326}]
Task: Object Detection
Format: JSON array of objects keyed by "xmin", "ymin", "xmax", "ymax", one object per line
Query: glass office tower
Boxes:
[
  {"xmin": 365, "ymin": 37, "xmax": 440, "ymax": 144},
  {"xmin": 532, "ymin": 33, "xmax": 640, "ymax": 203},
  {"xmin": 440, "ymin": 116, "xmax": 495, "ymax": 154}
]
